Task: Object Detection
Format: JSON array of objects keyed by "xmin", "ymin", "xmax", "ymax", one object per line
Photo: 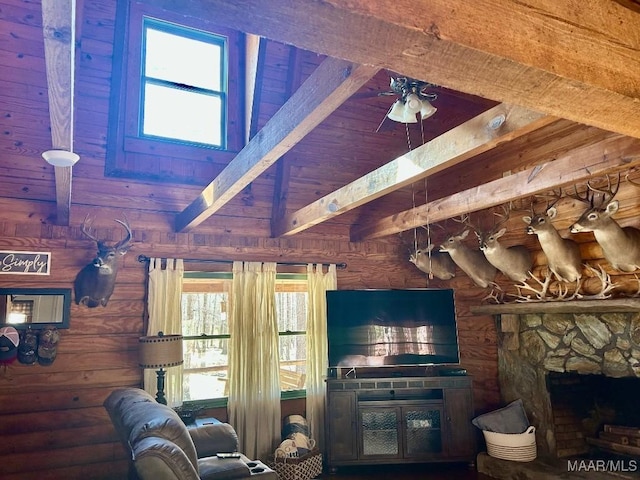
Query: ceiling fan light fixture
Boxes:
[
  {"xmin": 387, "ymin": 100, "xmax": 407, "ymax": 122},
  {"xmin": 419, "ymin": 100, "xmax": 437, "ymax": 120},
  {"xmin": 42, "ymin": 149, "xmax": 80, "ymax": 167},
  {"xmin": 404, "ymin": 93, "xmax": 422, "ymax": 114}
]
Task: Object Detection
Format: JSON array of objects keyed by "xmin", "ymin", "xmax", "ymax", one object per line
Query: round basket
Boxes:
[{"xmin": 482, "ymin": 425, "xmax": 537, "ymax": 462}]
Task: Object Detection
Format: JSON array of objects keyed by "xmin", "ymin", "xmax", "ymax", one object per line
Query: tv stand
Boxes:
[{"xmin": 325, "ymin": 376, "xmax": 475, "ymax": 472}]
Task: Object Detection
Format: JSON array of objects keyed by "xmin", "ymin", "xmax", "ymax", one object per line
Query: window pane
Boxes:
[
  {"xmin": 276, "ymin": 291, "xmax": 307, "ymax": 331},
  {"xmin": 183, "ymin": 338, "xmax": 228, "ymax": 401},
  {"xmin": 143, "ymin": 83, "xmax": 222, "ymax": 146},
  {"xmin": 145, "ymin": 27, "xmax": 222, "ymax": 91},
  {"xmin": 182, "ymin": 292, "xmax": 229, "ymax": 336},
  {"xmin": 276, "ymin": 290, "xmax": 308, "ymax": 391},
  {"xmin": 182, "ymin": 290, "xmax": 230, "ymax": 401}
]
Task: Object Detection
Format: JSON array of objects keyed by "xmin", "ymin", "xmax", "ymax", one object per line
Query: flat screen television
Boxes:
[{"xmin": 326, "ymin": 289, "xmax": 460, "ymax": 368}]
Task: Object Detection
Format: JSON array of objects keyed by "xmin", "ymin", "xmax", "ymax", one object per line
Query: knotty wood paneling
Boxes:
[{"xmin": 3, "ymin": 0, "xmax": 636, "ymax": 477}]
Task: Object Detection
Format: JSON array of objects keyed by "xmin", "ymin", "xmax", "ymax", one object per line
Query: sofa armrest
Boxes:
[
  {"xmin": 132, "ymin": 436, "xmax": 200, "ymax": 480},
  {"xmin": 189, "ymin": 423, "xmax": 240, "ymax": 458}
]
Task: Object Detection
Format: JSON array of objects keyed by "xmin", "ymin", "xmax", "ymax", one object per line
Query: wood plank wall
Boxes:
[
  {"xmin": 0, "ymin": 206, "xmax": 501, "ymax": 479},
  {"xmin": 5, "ymin": 0, "xmax": 638, "ymax": 478}
]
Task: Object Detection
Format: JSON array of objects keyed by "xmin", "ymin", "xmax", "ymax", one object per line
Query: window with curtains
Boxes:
[{"xmin": 181, "ymin": 273, "xmax": 308, "ymax": 405}]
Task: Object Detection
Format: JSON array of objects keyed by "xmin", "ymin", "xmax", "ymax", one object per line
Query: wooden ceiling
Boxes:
[{"xmin": 39, "ymin": 0, "xmax": 640, "ymax": 239}]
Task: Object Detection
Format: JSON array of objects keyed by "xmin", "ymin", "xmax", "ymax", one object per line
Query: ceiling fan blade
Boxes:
[{"xmin": 351, "ymin": 90, "xmax": 396, "ymax": 100}]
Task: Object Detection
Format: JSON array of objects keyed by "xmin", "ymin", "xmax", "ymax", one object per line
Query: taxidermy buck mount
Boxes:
[
  {"xmin": 439, "ymin": 215, "xmax": 497, "ymax": 288},
  {"xmin": 570, "ymin": 174, "xmax": 640, "ymax": 272},
  {"xmin": 404, "ymin": 227, "xmax": 456, "ymax": 280},
  {"xmin": 410, "ymin": 243, "xmax": 456, "ymax": 281},
  {"xmin": 474, "ymin": 205, "xmax": 533, "ymax": 283},
  {"xmin": 74, "ymin": 215, "xmax": 132, "ymax": 308},
  {"xmin": 522, "ymin": 193, "xmax": 583, "ymax": 283}
]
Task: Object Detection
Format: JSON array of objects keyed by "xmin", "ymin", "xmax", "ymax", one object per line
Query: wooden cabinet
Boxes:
[{"xmin": 325, "ymin": 376, "xmax": 475, "ymax": 471}]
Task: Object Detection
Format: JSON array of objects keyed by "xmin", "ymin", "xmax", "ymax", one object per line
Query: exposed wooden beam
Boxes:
[
  {"xmin": 271, "ymin": 47, "xmax": 304, "ymax": 234},
  {"xmin": 272, "ymin": 104, "xmax": 555, "ymax": 237},
  {"xmin": 42, "ymin": 0, "xmax": 76, "ymax": 226},
  {"xmin": 156, "ymin": 0, "xmax": 640, "ymax": 139},
  {"xmin": 351, "ymin": 135, "xmax": 640, "ymax": 241},
  {"xmin": 175, "ymin": 58, "xmax": 379, "ymax": 232}
]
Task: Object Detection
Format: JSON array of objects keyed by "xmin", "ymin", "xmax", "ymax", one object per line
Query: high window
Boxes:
[
  {"xmin": 108, "ymin": 1, "xmax": 244, "ymax": 183},
  {"xmin": 181, "ymin": 274, "xmax": 308, "ymax": 405},
  {"xmin": 141, "ymin": 19, "xmax": 227, "ymax": 148}
]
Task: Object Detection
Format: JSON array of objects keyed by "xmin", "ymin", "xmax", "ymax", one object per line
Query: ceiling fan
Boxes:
[{"xmin": 354, "ymin": 76, "xmax": 439, "ymax": 132}]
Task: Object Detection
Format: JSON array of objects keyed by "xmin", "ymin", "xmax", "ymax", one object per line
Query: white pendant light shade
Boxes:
[
  {"xmin": 42, "ymin": 149, "xmax": 80, "ymax": 167},
  {"xmin": 387, "ymin": 100, "xmax": 406, "ymax": 122},
  {"xmin": 419, "ymin": 100, "xmax": 437, "ymax": 120},
  {"xmin": 402, "ymin": 109, "xmax": 418, "ymax": 123},
  {"xmin": 388, "ymin": 99, "xmax": 418, "ymax": 124},
  {"xmin": 404, "ymin": 93, "xmax": 422, "ymax": 114}
]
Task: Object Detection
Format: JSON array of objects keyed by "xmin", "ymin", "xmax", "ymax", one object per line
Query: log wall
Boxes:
[
  {"xmin": 0, "ymin": 206, "xmax": 500, "ymax": 479},
  {"xmin": 5, "ymin": 0, "xmax": 638, "ymax": 478}
]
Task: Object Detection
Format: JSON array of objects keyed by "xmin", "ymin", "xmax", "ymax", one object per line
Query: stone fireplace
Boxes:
[
  {"xmin": 491, "ymin": 302, "xmax": 640, "ymax": 459},
  {"xmin": 472, "ymin": 299, "xmax": 640, "ymax": 458}
]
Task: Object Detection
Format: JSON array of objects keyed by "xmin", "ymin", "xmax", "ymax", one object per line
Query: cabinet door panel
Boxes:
[
  {"xmin": 403, "ymin": 406, "xmax": 444, "ymax": 457},
  {"xmin": 359, "ymin": 407, "xmax": 400, "ymax": 458},
  {"xmin": 327, "ymin": 391, "xmax": 358, "ymax": 461},
  {"xmin": 443, "ymin": 388, "xmax": 476, "ymax": 458}
]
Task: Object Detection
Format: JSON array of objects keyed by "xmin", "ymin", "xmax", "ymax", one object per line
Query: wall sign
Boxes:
[{"xmin": 0, "ymin": 251, "xmax": 51, "ymax": 275}]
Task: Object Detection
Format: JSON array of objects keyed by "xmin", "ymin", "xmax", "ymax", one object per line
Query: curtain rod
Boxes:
[{"xmin": 136, "ymin": 255, "xmax": 347, "ymax": 270}]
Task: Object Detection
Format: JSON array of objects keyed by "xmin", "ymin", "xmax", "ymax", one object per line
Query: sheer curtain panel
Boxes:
[
  {"xmin": 144, "ymin": 258, "xmax": 184, "ymax": 407},
  {"xmin": 306, "ymin": 263, "xmax": 337, "ymax": 451},
  {"xmin": 228, "ymin": 261, "xmax": 281, "ymax": 460}
]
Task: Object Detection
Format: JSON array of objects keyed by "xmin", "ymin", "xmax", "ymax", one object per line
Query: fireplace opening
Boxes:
[{"xmin": 547, "ymin": 372, "xmax": 640, "ymax": 458}]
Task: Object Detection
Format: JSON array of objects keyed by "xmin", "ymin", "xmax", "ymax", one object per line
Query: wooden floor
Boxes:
[{"xmin": 318, "ymin": 462, "xmax": 493, "ymax": 479}]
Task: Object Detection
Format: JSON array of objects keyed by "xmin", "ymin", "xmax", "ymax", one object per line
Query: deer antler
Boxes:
[
  {"xmin": 513, "ymin": 269, "xmax": 553, "ymax": 302},
  {"xmin": 565, "ymin": 183, "xmax": 591, "ymax": 205},
  {"xmin": 491, "ymin": 203, "xmax": 512, "ymax": 231},
  {"xmin": 577, "ymin": 264, "xmax": 616, "ymax": 300},
  {"xmin": 80, "ymin": 214, "xmax": 100, "ymax": 243},
  {"xmin": 114, "ymin": 215, "xmax": 133, "ymax": 251},
  {"xmin": 586, "ymin": 173, "xmax": 621, "ymax": 207}
]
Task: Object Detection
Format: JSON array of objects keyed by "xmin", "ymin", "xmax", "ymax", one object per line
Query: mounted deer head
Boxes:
[
  {"xmin": 404, "ymin": 226, "xmax": 456, "ymax": 280},
  {"xmin": 477, "ymin": 204, "xmax": 533, "ymax": 283},
  {"xmin": 522, "ymin": 190, "xmax": 582, "ymax": 284},
  {"xmin": 74, "ymin": 215, "xmax": 132, "ymax": 308},
  {"xmin": 439, "ymin": 215, "xmax": 497, "ymax": 288},
  {"xmin": 410, "ymin": 243, "xmax": 456, "ymax": 280},
  {"xmin": 569, "ymin": 174, "xmax": 640, "ymax": 272}
]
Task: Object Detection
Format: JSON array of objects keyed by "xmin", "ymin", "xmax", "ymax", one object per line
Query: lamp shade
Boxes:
[{"xmin": 139, "ymin": 333, "xmax": 183, "ymax": 369}]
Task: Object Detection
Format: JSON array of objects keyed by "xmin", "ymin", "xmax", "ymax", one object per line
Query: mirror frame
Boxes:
[{"xmin": 0, "ymin": 288, "xmax": 71, "ymax": 330}]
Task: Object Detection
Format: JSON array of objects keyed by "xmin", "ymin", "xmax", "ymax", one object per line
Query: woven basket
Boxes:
[
  {"xmin": 483, "ymin": 425, "xmax": 537, "ymax": 462},
  {"xmin": 267, "ymin": 447, "xmax": 322, "ymax": 480}
]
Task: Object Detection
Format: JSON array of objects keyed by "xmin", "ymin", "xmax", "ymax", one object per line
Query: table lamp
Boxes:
[{"xmin": 139, "ymin": 332, "xmax": 183, "ymax": 405}]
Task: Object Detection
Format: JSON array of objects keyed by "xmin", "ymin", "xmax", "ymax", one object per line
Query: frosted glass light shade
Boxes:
[
  {"xmin": 42, "ymin": 150, "xmax": 80, "ymax": 167},
  {"xmin": 404, "ymin": 93, "xmax": 422, "ymax": 114},
  {"xmin": 420, "ymin": 101, "xmax": 437, "ymax": 120},
  {"xmin": 387, "ymin": 100, "xmax": 406, "ymax": 122},
  {"xmin": 387, "ymin": 100, "xmax": 418, "ymax": 124}
]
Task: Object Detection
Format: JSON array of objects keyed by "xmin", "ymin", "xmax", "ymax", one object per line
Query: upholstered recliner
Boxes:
[{"xmin": 104, "ymin": 388, "xmax": 277, "ymax": 480}]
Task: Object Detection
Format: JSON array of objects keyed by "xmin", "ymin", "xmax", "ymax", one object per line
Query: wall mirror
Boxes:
[{"xmin": 0, "ymin": 288, "xmax": 71, "ymax": 330}]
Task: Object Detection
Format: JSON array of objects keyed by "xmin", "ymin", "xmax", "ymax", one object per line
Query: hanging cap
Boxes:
[{"xmin": 0, "ymin": 326, "xmax": 19, "ymax": 364}]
